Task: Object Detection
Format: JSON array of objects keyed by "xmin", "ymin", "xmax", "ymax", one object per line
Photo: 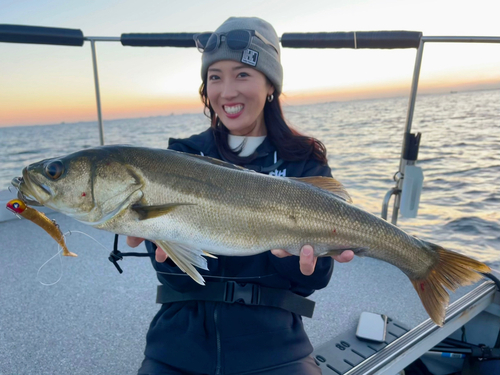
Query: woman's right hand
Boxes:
[{"xmin": 126, "ymin": 236, "xmax": 168, "ymax": 263}]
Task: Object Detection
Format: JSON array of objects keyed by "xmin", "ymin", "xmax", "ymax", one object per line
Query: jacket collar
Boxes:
[
  {"xmin": 252, "ymin": 135, "xmax": 276, "ymax": 159},
  {"xmin": 168, "ymin": 127, "xmax": 278, "ymax": 162}
]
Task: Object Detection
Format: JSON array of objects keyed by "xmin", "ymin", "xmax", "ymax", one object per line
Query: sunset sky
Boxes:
[{"xmin": 1, "ymin": 0, "xmax": 499, "ymax": 127}]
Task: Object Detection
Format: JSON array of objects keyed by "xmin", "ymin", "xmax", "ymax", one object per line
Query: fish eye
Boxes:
[{"xmin": 45, "ymin": 161, "xmax": 64, "ymax": 180}]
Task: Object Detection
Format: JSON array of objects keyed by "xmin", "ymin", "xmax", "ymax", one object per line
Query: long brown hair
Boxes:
[{"xmin": 199, "ymin": 80, "xmax": 328, "ymax": 165}]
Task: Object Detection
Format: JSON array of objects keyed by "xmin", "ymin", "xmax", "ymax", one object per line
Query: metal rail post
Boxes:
[
  {"xmin": 390, "ymin": 39, "xmax": 425, "ymax": 225},
  {"xmin": 90, "ymin": 39, "xmax": 105, "ymax": 145}
]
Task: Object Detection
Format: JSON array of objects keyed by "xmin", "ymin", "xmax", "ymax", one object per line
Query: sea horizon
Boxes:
[{"xmin": 2, "ymin": 86, "xmax": 499, "ymax": 130}]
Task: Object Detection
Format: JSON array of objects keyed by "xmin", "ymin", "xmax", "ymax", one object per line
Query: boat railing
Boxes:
[
  {"xmin": 1, "ymin": 25, "xmax": 499, "ymax": 224},
  {"xmin": 344, "ymin": 280, "xmax": 498, "ymax": 374}
]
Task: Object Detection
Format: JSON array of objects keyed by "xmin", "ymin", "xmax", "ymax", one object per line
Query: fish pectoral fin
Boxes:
[
  {"xmin": 291, "ymin": 177, "xmax": 353, "ymax": 203},
  {"xmin": 131, "ymin": 203, "xmax": 196, "ymax": 220},
  {"xmin": 155, "ymin": 240, "xmax": 207, "ymax": 285}
]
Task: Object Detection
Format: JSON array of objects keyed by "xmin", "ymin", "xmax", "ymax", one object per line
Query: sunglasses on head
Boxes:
[{"xmin": 194, "ymin": 29, "xmax": 279, "ymax": 55}]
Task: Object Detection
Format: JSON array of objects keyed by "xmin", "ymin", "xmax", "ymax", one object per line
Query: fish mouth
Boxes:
[
  {"xmin": 11, "ymin": 176, "xmax": 22, "ymax": 190},
  {"xmin": 11, "ymin": 171, "xmax": 44, "ymax": 207}
]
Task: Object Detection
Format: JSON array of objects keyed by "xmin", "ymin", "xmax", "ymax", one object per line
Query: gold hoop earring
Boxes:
[{"xmin": 267, "ymin": 94, "xmax": 274, "ymax": 103}]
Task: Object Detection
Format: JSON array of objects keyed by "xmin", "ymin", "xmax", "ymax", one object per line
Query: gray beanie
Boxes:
[{"xmin": 200, "ymin": 17, "xmax": 283, "ymax": 95}]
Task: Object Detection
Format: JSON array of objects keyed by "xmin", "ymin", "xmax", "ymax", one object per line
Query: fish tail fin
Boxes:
[
  {"xmin": 62, "ymin": 246, "xmax": 78, "ymax": 257},
  {"xmin": 411, "ymin": 242, "xmax": 491, "ymax": 326},
  {"xmin": 59, "ymin": 235, "xmax": 77, "ymax": 257}
]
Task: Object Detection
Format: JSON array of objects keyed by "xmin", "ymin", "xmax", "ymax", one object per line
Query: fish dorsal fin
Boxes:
[
  {"xmin": 131, "ymin": 203, "xmax": 196, "ymax": 220},
  {"xmin": 291, "ymin": 176, "xmax": 353, "ymax": 203},
  {"xmin": 181, "ymin": 152, "xmax": 253, "ymax": 172},
  {"xmin": 155, "ymin": 240, "xmax": 208, "ymax": 285}
]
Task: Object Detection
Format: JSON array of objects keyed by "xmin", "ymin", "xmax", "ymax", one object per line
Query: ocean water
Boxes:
[{"xmin": 1, "ymin": 89, "xmax": 499, "ymax": 267}]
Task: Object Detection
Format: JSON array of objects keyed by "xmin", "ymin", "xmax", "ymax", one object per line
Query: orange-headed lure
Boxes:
[{"xmin": 6, "ymin": 199, "xmax": 77, "ymax": 257}]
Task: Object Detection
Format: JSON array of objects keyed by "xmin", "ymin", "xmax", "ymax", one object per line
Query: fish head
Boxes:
[{"xmin": 13, "ymin": 146, "xmax": 144, "ymax": 225}]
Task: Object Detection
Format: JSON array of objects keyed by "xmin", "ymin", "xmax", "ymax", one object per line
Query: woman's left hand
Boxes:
[{"xmin": 271, "ymin": 245, "xmax": 354, "ymax": 276}]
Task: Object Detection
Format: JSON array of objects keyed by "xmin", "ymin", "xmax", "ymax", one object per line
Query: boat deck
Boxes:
[{"xmin": 0, "ymin": 189, "xmax": 490, "ymax": 375}]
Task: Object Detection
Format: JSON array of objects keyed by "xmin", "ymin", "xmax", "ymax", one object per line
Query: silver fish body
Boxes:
[{"xmin": 14, "ymin": 145, "xmax": 490, "ymax": 325}]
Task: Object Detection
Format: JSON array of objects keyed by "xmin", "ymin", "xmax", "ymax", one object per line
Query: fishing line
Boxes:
[
  {"xmin": 35, "ymin": 229, "xmax": 277, "ymax": 284},
  {"xmin": 113, "ymin": 235, "xmax": 280, "ymax": 281},
  {"xmin": 155, "ymin": 271, "xmax": 279, "ymax": 280},
  {"xmin": 36, "ymin": 230, "xmax": 112, "ymax": 286},
  {"xmin": 37, "ymin": 242, "xmax": 64, "ymax": 286}
]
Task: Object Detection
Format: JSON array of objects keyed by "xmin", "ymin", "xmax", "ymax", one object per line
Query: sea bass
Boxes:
[{"xmin": 12, "ymin": 145, "xmax": 490, "ymax": 326}]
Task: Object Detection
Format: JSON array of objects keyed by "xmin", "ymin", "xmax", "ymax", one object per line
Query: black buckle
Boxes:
[
  {"xmin": 108, "ymin": 234, "xmax": 154, "ymax": 274},
  {"xmin": 109, "ymin": 234, "xmax": 124, "ymax": 274},
  {"xmin": 224, "ymin": 281, "xmax": 261, "ymax": 305}
]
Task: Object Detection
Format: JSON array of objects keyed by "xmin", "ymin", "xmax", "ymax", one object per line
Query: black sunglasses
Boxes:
[{"xmin": 194, "ymin": 29, "xmax": 279, "ymax": 55}]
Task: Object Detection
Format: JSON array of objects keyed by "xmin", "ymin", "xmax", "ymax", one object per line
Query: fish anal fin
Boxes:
[
  {"xmin": 155, "ymin": 240, "xmax": 207, "ymax": 285},
  {"xmin": 410, "ymin": 243, "xmax": 490, "ymax": 326},
  {"xmin": 291, "ymin": 177, "xmax": 353, "ymax": 203},
  {"xmin": 132, "ymin": 203, "xmax": 196, "ymax": 220}
]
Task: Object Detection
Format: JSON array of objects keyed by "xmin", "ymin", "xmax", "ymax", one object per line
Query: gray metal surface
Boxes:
[
  {"xmin": 422, "ymin": 36, "xmax": 500, "ymax": 43},
  {"xmin": 0, "ymin": 213, "xmax": 159, "ymax": 374},
  {"xmin": 0, "ymin": 209, "xmax": 484, "ymax": 375}
]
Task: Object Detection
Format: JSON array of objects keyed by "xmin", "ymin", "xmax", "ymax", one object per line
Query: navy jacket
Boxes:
[{"xmin": 143, "ymin": 128, "xmax": 334, "ymax": 374}]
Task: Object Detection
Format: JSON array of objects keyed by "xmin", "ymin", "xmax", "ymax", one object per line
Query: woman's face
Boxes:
[{"xmin": 207, "ymin": 60, "xmax": 274, "ymax": 136}]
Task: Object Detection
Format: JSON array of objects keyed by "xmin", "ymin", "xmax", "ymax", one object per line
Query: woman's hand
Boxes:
[
  {"xmin": 126, "ymin": 236, "xmax": 168, "ymax": 262},
  {"xmin": 271, "ymin": 245, "xmax": 354, "ymax": 276}
]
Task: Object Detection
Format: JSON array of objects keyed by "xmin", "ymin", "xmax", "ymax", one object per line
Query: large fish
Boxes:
[{"xmin": 11, "ymin": 145, "xmax": 490, "ymax": 326}]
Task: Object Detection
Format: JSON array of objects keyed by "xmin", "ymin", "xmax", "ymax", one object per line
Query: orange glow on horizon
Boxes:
[
  {"xmin": 1, "ymin": 78, "xmax": 498, "ymax": 128},
  {"xmin": 282, "ymin": 77, "xmax": 500, "ymax": 106},
  {"xmin": 0, "ymin": 93, "xmax": 205, "ymax": 127}
]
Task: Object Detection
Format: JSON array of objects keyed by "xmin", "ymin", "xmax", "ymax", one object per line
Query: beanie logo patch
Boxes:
[{"xmin": 241, "ymin": 49, "xmax": 259, "ymax": 67}]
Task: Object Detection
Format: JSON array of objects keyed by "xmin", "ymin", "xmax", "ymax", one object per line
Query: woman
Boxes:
[{"xmin": 128, "ymin": 16, "xmax": 354, "ymax": 375}]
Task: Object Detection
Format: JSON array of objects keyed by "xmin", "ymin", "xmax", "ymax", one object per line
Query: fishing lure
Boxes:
[{"xmin": 6, "ymin": 199, "xmax": 77, "ymax": 257}]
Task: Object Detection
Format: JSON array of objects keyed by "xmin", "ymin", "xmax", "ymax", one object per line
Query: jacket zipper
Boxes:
[
  {"xmin": 214, "ymin": 305, "xmax": 222, "ymax": 375},
  {"xmin": 214, "ymin": 256, "xmax": 226, "ymax": 375}
]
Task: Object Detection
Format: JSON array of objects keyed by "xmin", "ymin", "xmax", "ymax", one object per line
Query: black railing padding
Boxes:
[
  {"xmin": 121, "ymin": 33, "xmax": 197, "ymax": 47},
  {"xmin": 281, "ymin": 31, "xmax": 422, "ymax": 49},
  {"xmin": 0, "ymin": 24, "xmax": 84, "ymax": 46}
]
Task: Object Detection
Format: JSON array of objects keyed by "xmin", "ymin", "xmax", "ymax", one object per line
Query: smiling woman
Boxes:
[
  {"xmin": 119, "ymin": 16, "xmax": 355, "ymax": 375},
  {"xmin": 206, "ymin": 60, "xmax": 274, "ymax": 136},
  {"xmin": 196, "ymin": 18, "xmax": 329, "ymax": 167}
]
